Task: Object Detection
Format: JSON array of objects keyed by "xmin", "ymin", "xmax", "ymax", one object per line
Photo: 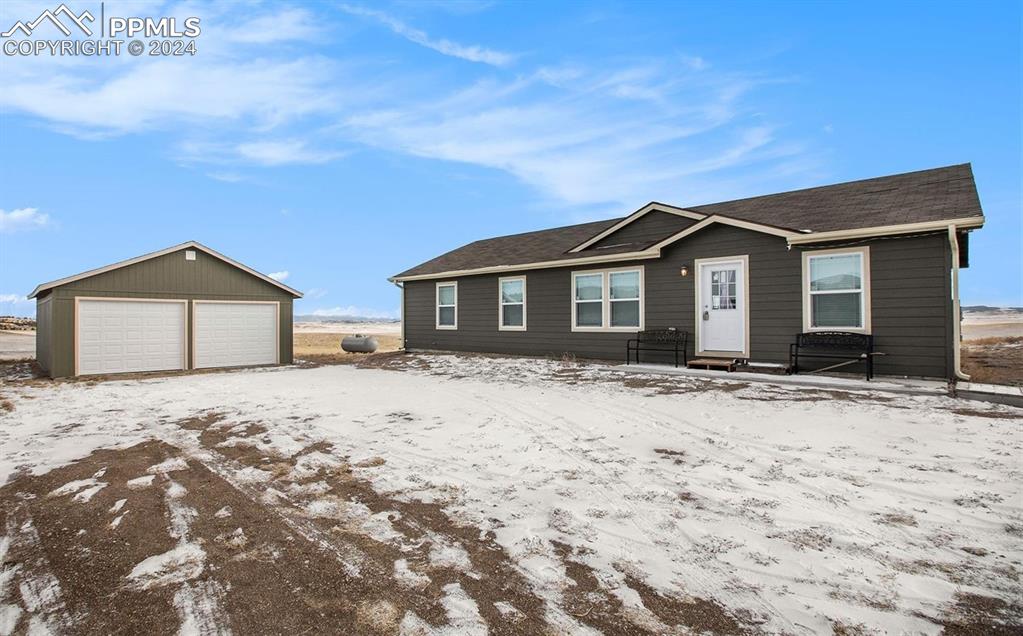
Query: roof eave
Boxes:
[{"xmin": 785, "ymin": 216, "xmax": 985, "ymax": 245}]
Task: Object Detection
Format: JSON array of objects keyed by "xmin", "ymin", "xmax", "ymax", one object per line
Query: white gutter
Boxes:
[
  {"xmin": 947, "ymin": 224, "xmax": 970, "ymax": 381},
  {"xmin": 787, "ymin": 216, "xmax": 985, "ymax": 245}
]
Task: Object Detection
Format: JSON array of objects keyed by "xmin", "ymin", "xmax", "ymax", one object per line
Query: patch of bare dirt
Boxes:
[
  {"xmin": 171, "ymin": 415, "xmax": 556, "ymax": 634},
  {"xmin": 962, "ymin": 337, "xmax": 1023, "ymax": 386},
  {"xmin": 1, "ymin": 408, "xmax": 771, "ymax": 635},
  {"xmin": 935, "ymin": 592, "xmax": 1023, "ymax": 635},
  {"xmin": 947, "ymin": 407, "xmax": 1023, "ymax": 420},
  {"xmin": 654, "ymin": 448, "xmax": 686, "ymax": 465},
  {"xmin": 550, "ymin": 541, "xmax": 749, "ymax": 634},
  {"xmin": 0, "ymin": 359, "xmax": 46, "ymax": 384}
]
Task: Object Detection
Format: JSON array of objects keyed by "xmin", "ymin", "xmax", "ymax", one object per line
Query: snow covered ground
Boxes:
[{"xmin": 1, "ymin": 354, "xmax": 1021, "ymax": 634}]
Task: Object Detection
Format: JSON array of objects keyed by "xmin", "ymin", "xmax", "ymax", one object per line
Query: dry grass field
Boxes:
[
  {"xmin": 962, "ymin": 336, "xmax": 1023, "ymax": 386},
  {"xmin": 294, "ymin": 330, "xmax": 402, "ymax": 365}
]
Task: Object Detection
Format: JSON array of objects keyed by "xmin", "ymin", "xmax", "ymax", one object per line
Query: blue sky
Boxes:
[{"xmin": 1, "ymin": 0, "xmax": 1020, "ymax": 318}]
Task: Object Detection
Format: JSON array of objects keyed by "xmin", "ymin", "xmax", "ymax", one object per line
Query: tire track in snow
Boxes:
[
  {"xmin": 143, "ymin": 420, "xmax": 369, "ymax": 579},
  {"xmin": 461, "ymin": 383, "xmax": 791, "ymax": 630},
  {"xmin": 2, "ymin": 505, "xmax": 77, "ymax": 634}
]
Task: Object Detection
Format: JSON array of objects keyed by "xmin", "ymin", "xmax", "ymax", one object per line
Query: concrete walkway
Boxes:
[
  {"xmin": 955, "ymin": 381, "xmax": 1023, "ymax": 408},
  {"xmin": 603, "ymin": 362, "xmax": 950, "ymax": 396}
]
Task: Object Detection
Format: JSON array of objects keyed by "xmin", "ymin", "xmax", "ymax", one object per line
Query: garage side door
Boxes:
[
  {"xmin": 194, "ymin": 302, "xmax": 277, "ymax": 369},
  {"xmin": 77, "ymin": 299, "xmax": 186, "ymax": 375}
]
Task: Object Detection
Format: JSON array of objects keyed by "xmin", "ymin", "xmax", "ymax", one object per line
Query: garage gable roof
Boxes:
[{"xmin": 28, "ymin": 241, "xmax": 303, "ymax": 299}]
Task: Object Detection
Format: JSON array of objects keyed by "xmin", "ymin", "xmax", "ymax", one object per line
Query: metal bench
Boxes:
[
  {"xmin": 789, "ymin": 331, "xmax": 876, "ymax": 380},
  {"xmin": 626, "ymin": 328, "xmax": 688, "ymax": 368}
]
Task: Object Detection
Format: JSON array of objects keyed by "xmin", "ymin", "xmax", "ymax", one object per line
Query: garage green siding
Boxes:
[
  {"xmin": 403, "ymin": 227, "xmax": 954, "ymax": 379},
  {"xmin": 43, "ymin": 247, "xmax": 294, "ymax": 378},
  {"xmin": 35, "ymin": 294, "xmax": 53, "ymax": 374}
]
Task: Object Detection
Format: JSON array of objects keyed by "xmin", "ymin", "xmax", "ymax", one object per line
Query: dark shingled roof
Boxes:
[
  {"xmin": 688, "ymin": 163, "xmax": 982, "ymax": 232},
  {"xmin": 394, "ymin": 164, "xmax": 983, "ymax": 279}
]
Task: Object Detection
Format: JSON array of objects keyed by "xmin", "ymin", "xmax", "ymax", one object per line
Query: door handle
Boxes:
[{"xmin": 702, "ymin": 310, "xmax": 710, "ymax": 321}]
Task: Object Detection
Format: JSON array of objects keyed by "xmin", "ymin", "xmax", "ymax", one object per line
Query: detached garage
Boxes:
[{"xmin": 29, "ymin": 241, "xmax": 302, "ymax": 378}]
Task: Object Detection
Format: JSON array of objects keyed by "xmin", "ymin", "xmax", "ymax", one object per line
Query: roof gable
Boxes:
[
  {"xmin": 569, "ymin": 202, "xmax": 704, "ymax": 253},
  {"xmin": 29, "ymin": 241, "xmax": 303, "ymax": 299}
]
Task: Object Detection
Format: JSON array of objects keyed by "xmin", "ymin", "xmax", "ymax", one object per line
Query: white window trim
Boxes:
[
  {"xmin": 801, "ymin": 246, "xmax": 871, "ymax": 334},
  {"xmin": 498, "ymin": 276, "xmax": 527, "ymax": 331},
  {"xmin": 570, "ymin": 266, "xmax": 645, "ymax": 332},
  {"xmin": 436, "ymin": 281, "xmax": 458, "ymax": 330}
]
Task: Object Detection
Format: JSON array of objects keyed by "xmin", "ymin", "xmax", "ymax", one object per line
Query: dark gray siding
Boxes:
[
  {"xmin": 588, "ymin": 211, "xmax": 696, "ymax": 249},
  {"xmin": 403, "ymin": 226, "xmax": 953, "ymax": 378},
  {"xmin": 45, "ymin": 248, "xmax": 294, "ymax": 378}
]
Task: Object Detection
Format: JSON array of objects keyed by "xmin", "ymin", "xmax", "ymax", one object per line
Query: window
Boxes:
[
  {"xmin": 499, "ymin": 277, "xmax": 526, "ymax": 330},
  {"xmin": 572, "ymin": 267, "xmax": 643, "ymax": 331},
  {"xmin": 609, "ymin": 271, "xmax": 640, "ymax": 327},
  {"xmin": 710, "ymin": 269, "xmax": 736, "ymax": 310},
  {"xmin": 803, "ymin": 248, "xmax": 870, "ymax": 332},
  {"xmin": 436, "ymin": 282, "xmax": 457, "ymax": 329},
  {"xmin": 574, "ymin": 273, "xmax": 603, "ymax": 328}
]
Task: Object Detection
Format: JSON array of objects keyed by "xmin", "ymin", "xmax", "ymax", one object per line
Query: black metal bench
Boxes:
[
  {"xmin": 789, "ymin": 331, "xmax": 875, "ymax": 380},
  {"xmin": 626, "ymin": 328, "xmax": 688, "ymax": 368}
]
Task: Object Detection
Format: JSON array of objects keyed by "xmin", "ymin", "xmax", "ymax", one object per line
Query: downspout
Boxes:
[
  {"xmin": 390, "ymin": 279, "xmax": 405, "ymax": 351},
  {"xmin": 947, "ymin": 225, "xmax": 970, "ymax": 381}
]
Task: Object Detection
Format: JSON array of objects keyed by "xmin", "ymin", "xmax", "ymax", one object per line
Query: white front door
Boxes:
[
  {"xmin": 194, "ymin": 302, "xmax": 278, "ymax": 369},
  {"xmin": 697, "ymin": 258, "xmax": 746, "ymax": 355},
  {"xmin": 77, "ymin": 299, "xmax": 187, "ymax": 375}
]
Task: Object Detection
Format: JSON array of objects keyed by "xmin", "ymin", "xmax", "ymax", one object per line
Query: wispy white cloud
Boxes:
[
  {"xmin": 206, "ymin": 171, "xmax": 247, "ymax": 183},
  {"xmin": 1, "ymin": 57, "xmax": 338, "ymax": 136},
  {"xmin": 226, "ymin": 7, "xmax": 322, "ymax": 44},
  {"xmin": 0, "ymin": 3, "xmax": 817, "ymax": 214},
  {"xmin": 268, "ymin": 270, "xmax": 290, "ymax": 282},
  {"xmin": 339, "ymin": 4, "xmax": 514, "ymax": 67},
  {"xmin": 305, "ymin": 287, "xmax": 328, "ymax": 299},
  {"xmin": 0, "ymin": 293, "xmax": 31, "ymax": 304},
  {"xmin": 341, "ymin": 66, "xmax": 804, "ymax": 210},
  {"xmin": 236, "ymin": 139, "xmax": 343, "ymax": 166},
  {"xmin": 0, "ymin": 208, "xmax": 51, "ymax": 233},
  {"xmin": 311, "ymin": 305, "xmax": 399, "ymax": 319}
]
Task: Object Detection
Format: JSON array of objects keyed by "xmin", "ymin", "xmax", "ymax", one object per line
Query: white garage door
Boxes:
[
  {"xmin": 194, "ymin": 302, "xmax": 277, "ymax": 369},
  {"xmin": 77, "ymin": 299, "xmax": 187, "ymax": 375}
]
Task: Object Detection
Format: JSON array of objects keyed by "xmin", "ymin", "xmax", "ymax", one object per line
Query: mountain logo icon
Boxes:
[{"xmin": 2, "ymin": 3, "xmax": 95, "ymax": 38}]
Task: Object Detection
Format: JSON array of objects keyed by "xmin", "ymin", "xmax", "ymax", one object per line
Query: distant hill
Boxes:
[
  {"xmin": 295, "ymin": 315, "xmax": 400, "ymax": 324},
  {"xmin": 962, "ymin": 306, "xmax": 1023, "ymax": 314},
  {"xmin": 0, "ymin": 315, "xmax": 36, "ymax": 331}
]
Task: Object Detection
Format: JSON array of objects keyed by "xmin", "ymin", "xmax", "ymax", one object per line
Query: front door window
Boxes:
[{"xmin": 710, "ymin": 269, "xmax": 737, "ymax": 310}]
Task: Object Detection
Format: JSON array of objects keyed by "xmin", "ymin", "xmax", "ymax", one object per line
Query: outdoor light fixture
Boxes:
[{"xmin": 680, "ymin": 265, "xmax": 689, "ymax": 277}]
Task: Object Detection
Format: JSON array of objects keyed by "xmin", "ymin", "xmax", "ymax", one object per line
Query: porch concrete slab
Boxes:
[
  {"xmin": 957, "ymin": 382, "xmax": 1023, "ymax": 397},
  {"xmin": 955, "ymin": 382, "xmax": 1023, "ymax": 408},
  {"xmin": 601, "ymin": 362, "xmax": 950, "ymax": 396}
]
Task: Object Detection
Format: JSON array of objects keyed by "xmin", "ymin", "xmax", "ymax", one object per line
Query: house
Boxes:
[
  {"xmin": 29, "ymin": 241, "xmax": 302, "ymax": 378},
  {"xmin": 389, "ymin": 164, "xmax": 984, "ymax": 380}
]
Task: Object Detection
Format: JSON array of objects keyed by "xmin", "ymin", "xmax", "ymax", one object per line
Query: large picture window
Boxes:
[
  {"xmin": 803, "ymin": 248, "xmax": 870, "ymax": 332},
  {"xmin": 499, "ymin": 277, "xmax": 526, "ymax": 330},
  {"xmin": 572, "ymin": 267, "xmax": 643, "ymax": 331},
  {"xmin": 436, "ymin": 282, "xmax": 457, "ymax": 330}
]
